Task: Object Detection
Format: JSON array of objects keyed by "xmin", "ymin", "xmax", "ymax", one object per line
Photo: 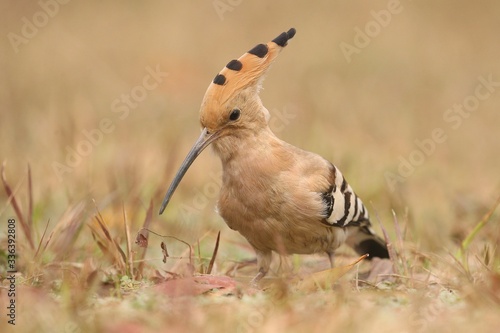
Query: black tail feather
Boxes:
[
  {"xmin": 346, "ymin": 224, "xmax": 389, "ymax": 259},
  {"xmin": 353, "ymin": 236, "xmax": 389, "ymax": 259}
]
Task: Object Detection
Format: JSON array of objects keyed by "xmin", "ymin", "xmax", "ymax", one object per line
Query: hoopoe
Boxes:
[{"xmin": 159, "ymin": 28, "xmax": 389, "ymax": 284}]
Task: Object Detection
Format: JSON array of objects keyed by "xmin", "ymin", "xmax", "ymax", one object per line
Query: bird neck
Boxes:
[
  {"xmin": 212, "ymin": 126, "xmax": 282, "ymax": 164},
  {"xmin": 214, "ymin": 126, "xmax": 298, "ymax": 193}
]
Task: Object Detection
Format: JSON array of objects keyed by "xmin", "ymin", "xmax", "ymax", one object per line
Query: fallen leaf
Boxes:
[
  {"xmin": 161, "ymin": 241, "xmax": 169, "ymax": 263},
  {"xmin": 294, "ymin": 254, "xmax": 368, "ymax": 292},
  {"xmin": 193, "ymin": 275, "xmax": 237, "ymax": 290},
  {"xmin": 154, "ymin": 275, "xmax": 237, "ymax": 297},
  {"xmin": 135, "ymin": 233, "xmax": 148, "ymax": 248}
]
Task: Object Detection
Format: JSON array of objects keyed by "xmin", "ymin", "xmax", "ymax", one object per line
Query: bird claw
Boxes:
[{"xmin": 248, "ymin": 267, "xmax": 269, "ymax": 289}]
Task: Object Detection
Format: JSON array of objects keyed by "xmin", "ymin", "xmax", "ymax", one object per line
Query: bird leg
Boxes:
[
  {"xmin": 250, "ymin": 250, "xmax": 272, "ymax": 287},
  {"xmin": 250, "ymin": 268, "xmax": 267, "ymax": 286},
  {"xmin": 326, "ymin": 250, "xmax": 335, "ymax": 269}
]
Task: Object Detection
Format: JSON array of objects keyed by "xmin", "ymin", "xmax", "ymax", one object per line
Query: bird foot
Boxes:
[{"xmin": 249, "ymin": 268, "xmax": 267, "ymax": 288}]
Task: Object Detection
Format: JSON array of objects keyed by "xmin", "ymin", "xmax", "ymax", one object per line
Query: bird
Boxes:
[{"xmin": 159, "ymin": 28, "xmax": 389, "ymax": 284}]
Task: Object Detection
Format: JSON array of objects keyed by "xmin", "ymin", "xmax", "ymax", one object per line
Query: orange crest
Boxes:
[{"xmin": 201, "ymin": 28, "xmax": 296, "ymax": 111}]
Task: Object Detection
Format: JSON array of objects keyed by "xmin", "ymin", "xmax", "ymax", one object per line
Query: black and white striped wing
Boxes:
[{"xmin": 321, "ymin": 165, "xmax": 369, "ymax": 227}]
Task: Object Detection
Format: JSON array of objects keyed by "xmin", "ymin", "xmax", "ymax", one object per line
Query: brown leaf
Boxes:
[
  {"xmin": 49, "ymin": 203, "xmax": 85, "ymax": 259},
  {"xmin": 294, "ymin": 254, "xmax": 368, "ymax": 292},
  {"xmin": 154, "ymin": 275, "xmax": 237, "ymax": 297},
  {"xmin": 95, "ymin": 215, "xmax": 113, "ymax": 242},
  {"xmin": 135, "ymin": 233, "xmax": 148, "ymax": 248},
  {"xmin": 194, "ymin": 275, "xmax": 237, "ymax": 291},
  {"xmin": 161, "ymin": 241, "xmax": 169, "ymax": 263}
]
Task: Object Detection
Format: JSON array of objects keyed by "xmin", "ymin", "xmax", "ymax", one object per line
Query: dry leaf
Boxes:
[
  {"xmin": 294, "ymin": 254, "xmax": 368, "ymax": 292},
  {"xmin": 161, "ymin": 241, "xmax": 169, "ymax": 263},
  {"xmin": 154, "ymin": 275, "xmax": 237, "ymax": 297},
  {"xmin": 135, "ymin": 233, "xmax": 148, "ymax": 248}
]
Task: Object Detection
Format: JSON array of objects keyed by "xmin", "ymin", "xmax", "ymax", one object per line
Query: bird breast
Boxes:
[{"xmin": 215, "ymin": 137, "xmax": 344, "ymax": 254}]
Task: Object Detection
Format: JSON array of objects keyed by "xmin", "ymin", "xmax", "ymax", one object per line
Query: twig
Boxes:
[{"xmin": 136, "ymin": 227, "xmax": 193, "ymax": 264}]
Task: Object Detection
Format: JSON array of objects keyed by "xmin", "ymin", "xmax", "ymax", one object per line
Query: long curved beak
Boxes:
[{"xmin": 159, "ymin": 127, "xmax": 217, "ymax": 215}]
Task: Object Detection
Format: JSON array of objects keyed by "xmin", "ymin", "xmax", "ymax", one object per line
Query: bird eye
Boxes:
[{"xmin": 229, "ymin": 108, "xmax": 241, "ymax": 121}]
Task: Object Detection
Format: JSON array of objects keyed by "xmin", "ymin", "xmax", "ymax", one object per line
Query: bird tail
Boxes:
[{"xmin": 345, "ymin": 221, "xmax": 389, "ymax": 259}]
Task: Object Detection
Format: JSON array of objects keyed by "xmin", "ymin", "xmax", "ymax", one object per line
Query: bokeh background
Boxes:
[{"xmin": 1, "ymin": 1, "xmax": 500, "ymax": 331}]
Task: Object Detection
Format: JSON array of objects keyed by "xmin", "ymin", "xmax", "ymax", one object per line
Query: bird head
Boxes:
[{"xmin": 159, "ymin": 28, "xmax": 296, "ymax": 214}]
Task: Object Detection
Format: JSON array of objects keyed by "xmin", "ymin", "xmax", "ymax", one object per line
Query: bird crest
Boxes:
[{"xmin": 201, "ymin": 28, "xmax": 296, "ymax": 114}]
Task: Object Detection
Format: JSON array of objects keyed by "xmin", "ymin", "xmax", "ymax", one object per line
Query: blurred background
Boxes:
[{"xmin": 1, "ymin": 0, "xmax": 499, "ymax": 263}]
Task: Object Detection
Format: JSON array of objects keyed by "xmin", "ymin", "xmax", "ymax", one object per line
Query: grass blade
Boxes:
[
  {"xmin": 27, "ymin": 163, "xmax": 33, "ymax": 228},
  {"xmin": 1, "ymin": 161, "xmax": 35, "ymax": 250},
  {"xmin": 34, "ymin": 219, "xmax": 51, "ymax": 260},
  {"xmin": 457, "ymin": 194, "xmax": 500, "ymax": 262},
  {"xmin": 122, "ymin": 205, "xmax": 134, "ymax": 277},
  {"xmin": 207, "ymin": 231, "xmax": 221, "ymax": 275},
  {"xmin": 136, "ymin": 200, "xmax": 154, "ymax": 279}
]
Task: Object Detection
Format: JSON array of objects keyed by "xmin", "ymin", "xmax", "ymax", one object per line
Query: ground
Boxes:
[{"xmin": 1, "ymin": 1, "xmax": 500, "ymax": 332}]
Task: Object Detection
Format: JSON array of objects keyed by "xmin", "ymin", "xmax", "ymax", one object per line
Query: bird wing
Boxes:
[
  {"xmin": 279, "ymin": 142, "xmax": 370, "ymax": 228},
  {"xmin": 316, "ymin": 161, "xmax": 390, "ymax": 259},
  {"xmin": 320, "ymin": 163, "xmax": 370, "ymax": 228}
]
